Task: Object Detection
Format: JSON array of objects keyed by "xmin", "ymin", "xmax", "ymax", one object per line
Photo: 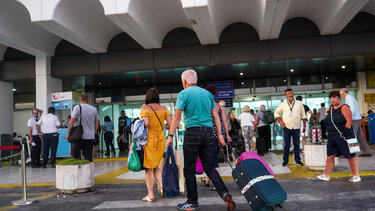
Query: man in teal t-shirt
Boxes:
[
  {"xmin": 175, "ymin": 86, "xmax": 215, "ymax": 128},
  {"xmin": 166, "ymin": 69, "xmax": 235, "ymax": 211}
]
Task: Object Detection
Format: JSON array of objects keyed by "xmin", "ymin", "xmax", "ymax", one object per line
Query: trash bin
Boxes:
[{"xmin": 369, "ymin": 113, "xmax": 375, "ymax": 144}]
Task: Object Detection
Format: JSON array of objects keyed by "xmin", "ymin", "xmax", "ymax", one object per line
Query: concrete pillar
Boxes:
[
  {"xmin": 35, "ymin": 55, "xmax": 62, "ymax": 114},
  {"xmin": 355, "ymin": 56, "xmax": 366, "ymax": 116},
  {"xmin": 0, "ymin": 81, "xmax": 13, "ymax": 134}
]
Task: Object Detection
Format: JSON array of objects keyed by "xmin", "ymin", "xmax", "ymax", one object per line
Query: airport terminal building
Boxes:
[{"xmin": 0, "ymin": 0, "xmax": 374, "ymax": 142}]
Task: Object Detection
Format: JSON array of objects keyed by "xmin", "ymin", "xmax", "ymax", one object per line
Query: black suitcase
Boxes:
[
  {"xmin": 256, "ymin": 136, "xmax": 267, "ymax": 155},
  {"xmin": 232, "ymin": 159, "xmax": 287, "ymax": 211}
]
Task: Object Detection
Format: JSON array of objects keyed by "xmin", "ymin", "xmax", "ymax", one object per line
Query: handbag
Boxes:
[
  {"xmin": 136, "ymin": 147, "xmax": 146, "ymax": 170},
  {"xmin": 128, "ymin": 142, "xmax": 141, "ymax": 172},
  {"xmin": 162, "ymin": 146, "xmax": 180, "ymax": 197},
  {"xmin": 195, "ymin": 156, "xmax": 204, "ymax": 174},
  {"xmin": 68, "ymin": 105, "xmax": 83, "ymax": 143},
  {"xmin": 330, "ymin": 107, "xmax": 361, "ymax": 154}
]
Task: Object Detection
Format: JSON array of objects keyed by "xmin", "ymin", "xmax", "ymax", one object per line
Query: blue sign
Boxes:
[
  {"xmin": 52, "ymin": 100, "xmax": 73, "ymax": 110},
  {"xmin": 215, "ymin": 98, "xmax": 233, "ymax": 107},
  {"xmin": 207, "ymin": 81, "xmax": 234, "ymax": 99},
  {"xmin": 56, "ymin": 129, "xmax": 70, "ymax": 157}
]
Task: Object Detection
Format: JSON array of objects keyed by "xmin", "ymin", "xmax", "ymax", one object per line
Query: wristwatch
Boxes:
[{"xmin": 168, "ymin": 134, "xmax": 174, "ymax": 138}]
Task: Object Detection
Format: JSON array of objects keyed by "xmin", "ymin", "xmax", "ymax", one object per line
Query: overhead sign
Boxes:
[
  {"xmin": 215, "ymin": 98, "xmax": 233, "ymax": 107},
  {"xmin": 51, "ymin": 92, "xmax": 73, "ymax": 110},
  {"xmin": 364, "ymin": 93, "xmax": 375, "ymax": 103},
  {"xmin": 51, "ymin": 92, "xmax": 73, "ymax": 102},
  {"xmin": 52, "ymin": 101, "xmax": 73, "ymax": 110},
  {"xmin": 207, "ymin": 81, "xmax": 234, "ymax": 99}
]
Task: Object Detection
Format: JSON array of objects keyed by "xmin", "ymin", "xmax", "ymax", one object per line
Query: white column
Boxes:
[
  {"xmin": 355, "ymin": 56, "xmax": 366, "ymax": 116},
  {"xmin": 35, "ymin": 55, "xmax": 62, "ymax": 114},
  {"xmin": 0, "ymin": 81, "xmax": 13, "ymax": 134}
]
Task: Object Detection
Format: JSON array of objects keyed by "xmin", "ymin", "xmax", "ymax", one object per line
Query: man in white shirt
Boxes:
[
  {"xmin": 67, "ymin": 94, "xmax": 99, "ymax": 162},
  {"xmin": 340, "ymin": 88, "xmax": 372, "ymax": 157},
  {"xmin": 36, "ymin": 107, "xmax": 61, "ymax": 168},
  {"xmin": 27, "ymin": 108, "xmax": 43, "ymax": 168},
  {"xmin": 274, "ymin": 89, "xmax": 306, "ymax": 167}
]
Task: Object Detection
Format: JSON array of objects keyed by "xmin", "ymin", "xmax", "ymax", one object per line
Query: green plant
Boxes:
[{"xmin": 57, "ymin": 158, "xmax": 90, "ymax": 166}]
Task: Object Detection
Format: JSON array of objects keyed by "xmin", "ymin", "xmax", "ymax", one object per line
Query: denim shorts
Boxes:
[{"xmin": 327, "ymin": 134, "xmax": 355, "ymax": 158}]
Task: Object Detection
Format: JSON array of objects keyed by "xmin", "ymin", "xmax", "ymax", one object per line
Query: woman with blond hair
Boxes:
[
  {"xmin": 140, "ymin": 88, "xmax": 172, "ymax": 202},
  {"xmin": 238, "ymin": 105, "xmax": 256, "ymax": 152}
]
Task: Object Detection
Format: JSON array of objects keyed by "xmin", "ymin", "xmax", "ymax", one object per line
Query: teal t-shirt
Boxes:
[{"xmin": 175, "ymin": 86, "xmax": 216, "ymax": 128}]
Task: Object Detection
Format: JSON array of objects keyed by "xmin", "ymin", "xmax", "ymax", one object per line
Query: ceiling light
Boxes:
[
  {"xmin": 12, "ymin": 88, "xmax": 16, "ymax": 92},
  {"xmin": 98, "ymin": 82, "xmax": 102, "ymax": 86},
  {"xmin": 144, "ymin": 80, "xmax": 147, "ymax": 83},
  {"xmin": 241, "ymin": 82, "xmax": 244, "ymax": 85},
  {"xmin": 341, "ymin": 65, "xmax": 346, "ymax": 69},
  {"xmin": 240, "ymin": 72, "xmax": 243, "ymax": 76},
  {"xmin": 290, "ymin": 69, "xmax": 294, "ymax": 72},
  {"xmin": 283, "ymin": 79, "xmax": 286, "ymax": 82},
  {"xmin": 325, "ymin": 77, "xmax": 328, "ymax": 80}
]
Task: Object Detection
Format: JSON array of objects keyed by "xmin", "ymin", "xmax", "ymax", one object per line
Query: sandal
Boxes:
[
  {"xmin": 158, "ymin": 189, "xmax": 164, "ymax": 197},
  {"xmin": 201, "ymin": 177, "xmax": 210, "ymax": 187},
  {"xmin": 142, "ymin": 196, "xmax": 156, "ymax": 202}
]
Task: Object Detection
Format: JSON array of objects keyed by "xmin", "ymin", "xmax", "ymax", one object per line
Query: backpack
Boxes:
[{"xmin": 262, "ymin": 110, "xmax": 275, "ymax": 124}]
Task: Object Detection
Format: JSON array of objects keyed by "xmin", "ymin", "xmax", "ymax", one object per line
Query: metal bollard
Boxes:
[{"xmin": 11, "ymin": 137, "xmax": 38, "ymax": 206}]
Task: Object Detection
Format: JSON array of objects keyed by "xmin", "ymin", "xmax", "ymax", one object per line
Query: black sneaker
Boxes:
[
  {"xmin": 223, "ymin": 193, "xmax": 236, "ymax": 211},
  {"xmin": 296, "ymin": 161, "xmax": 304, "ymax": 166},
  {"xmin": 177, "ymin": 202, "xmax": 200, "ymax": 210},
  {"xmin": 282, "ymin": 162, "xmax": 288, "ymax": 167},
  {"xmin": 41, "ymin": 165, "xmax": 46, "ymax": 169}
]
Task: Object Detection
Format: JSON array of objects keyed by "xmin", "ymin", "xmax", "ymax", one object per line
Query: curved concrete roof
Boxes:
[{"xmin": 0, "ymin": 0, "xmax": 369, "ymax": 56}]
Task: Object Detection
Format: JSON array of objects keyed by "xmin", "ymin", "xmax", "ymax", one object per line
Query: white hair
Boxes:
[{"xmin": 181, "ymin": 69, "xmax": 198, "ymax": 84}]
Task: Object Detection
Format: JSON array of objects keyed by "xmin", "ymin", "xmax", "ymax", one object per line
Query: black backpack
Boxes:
[{"xmin": 262, "ymin": 110, "xmax": 275, "ymax": 124}]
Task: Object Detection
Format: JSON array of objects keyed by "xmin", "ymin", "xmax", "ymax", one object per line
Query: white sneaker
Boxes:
[
  {"xmin": 317, "ymin": 174, "xmax": 330, "ymax": 181},
  {"xmin": 348, "ymin": 176, "xmax": 361, "ymax": 183}
]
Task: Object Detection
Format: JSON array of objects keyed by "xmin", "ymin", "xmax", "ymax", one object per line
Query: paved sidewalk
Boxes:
[{"xmin": 1, "ymin": 177, "xmax": 375, "ymax": 211}]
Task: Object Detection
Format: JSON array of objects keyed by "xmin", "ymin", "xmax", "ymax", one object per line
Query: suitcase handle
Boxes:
[{"xmin": 218, "ymin": 143, "xmax": 237, "ymax": 170}]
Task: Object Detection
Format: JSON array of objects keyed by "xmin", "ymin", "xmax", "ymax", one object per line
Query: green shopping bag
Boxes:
[{"xmin": 127, "ymin": 142, "xmax": 141, "ymax": 172}]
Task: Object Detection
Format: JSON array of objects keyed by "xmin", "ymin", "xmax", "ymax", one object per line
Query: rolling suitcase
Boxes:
[
  {"xmin": 232, "ymin": 159, "xmax": 287, "ymax": 210},
  {"xmin": 236, "ymin": 151, "xmax": 275, "ymax": 177}
]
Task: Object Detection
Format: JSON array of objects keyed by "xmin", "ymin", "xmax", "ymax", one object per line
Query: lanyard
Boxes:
[
  {"xmin": 287, "ymin": 100, "xmax": 295, "ymax": 112},
  {"xmin": 33, "ymin": 117, "xmax": 38, "ymax": 122}
]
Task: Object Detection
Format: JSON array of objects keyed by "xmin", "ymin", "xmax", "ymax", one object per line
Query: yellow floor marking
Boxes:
[
  {"xmin": 95, "ymin": 167, "xmax": 144, "ymax": 184},
  {"xmin": 0, "ymin": 192, "xmax": 55, "ymax": 198},
  {"xmin": 0, "ymin": 192, "xmax": 57, "ymax": 211},
  {"xmin": 275, "ymin": 153, "xmax": 375, "ymax": 179},
  {"xmin": 0, "ymin": 183, "xmax": 55, "ymax": 189},
  {"xmin": 93, "ymin": 157, "xmax": 127, "ymax": 162},
  {"xmin": 0, "ymin": 206, "xmax": 18, "ymax": 211}
]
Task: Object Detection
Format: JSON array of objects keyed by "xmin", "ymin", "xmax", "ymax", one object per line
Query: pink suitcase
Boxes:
[{"xmin": 235, "ymin": 151, "xmax": 275, "ymax": 176}]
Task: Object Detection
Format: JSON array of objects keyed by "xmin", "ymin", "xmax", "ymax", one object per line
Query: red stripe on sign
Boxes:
[{"xmin": 0, "ymin": 145, "xmax": 20, "ymax": 150}]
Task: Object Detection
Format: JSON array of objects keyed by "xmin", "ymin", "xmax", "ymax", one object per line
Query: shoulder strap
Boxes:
[
  {"xmin": 330, "ymin": 106, "xmax": 341, "ymax": 134},
  {"xmin": 78, "ymin": 105, "xmax": 82, "ymax": 126},
  {"xmin": 147, "ymin": 105, "xmax": 163, "ymax": 131}
]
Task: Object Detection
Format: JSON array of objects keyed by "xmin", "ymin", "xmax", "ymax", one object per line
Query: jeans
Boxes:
[
  {"xmin": 31, "ymin": 135, "xmax": 42, "ymax": 166},
  {"xmin": 282, "ymin": 128, "xmax": 301, "ymax": 163},
  {"xmin": 42, "ymin": 133, "xmax": 59, "ymax": 166},
  {"xmin": 104, "ymin": 131, "xmax": 115, "ymax": 154},
  {"xmin": 71, "ymin": 139, "xmax": 94, "ymax": 162},
  {"xmin": 183, "ymin": 127, "xmax": 229, "ymax": 204}
]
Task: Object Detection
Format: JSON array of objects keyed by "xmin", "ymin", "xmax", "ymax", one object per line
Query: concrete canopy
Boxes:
[
  {"xmin": 0, "ymin": 0, "xmax": 60, "ymax": 56},
  {"xmin": 100, "ymin": 0, "xmax": 192, "ymax": 49},
  {"xmin": 0, "ymin": 0, "xmax": 372, "ymax": 57},
  {"xmin": 20, "ymin": 0, "xmax": 122, "ymax": 54}
]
